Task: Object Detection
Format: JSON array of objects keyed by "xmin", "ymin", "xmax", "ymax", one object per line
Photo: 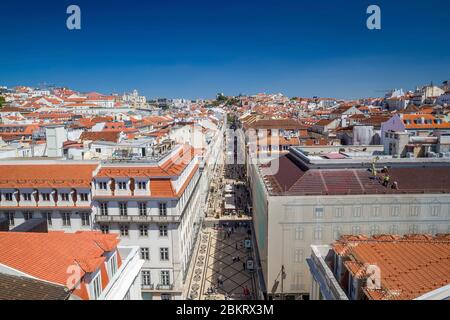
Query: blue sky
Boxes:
[{"xmin": 1, "ymin": 0, "xmax": 449, "ymax": 99}]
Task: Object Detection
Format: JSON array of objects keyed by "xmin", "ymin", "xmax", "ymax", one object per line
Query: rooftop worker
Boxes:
[
  {"xmin": 383, "ymin": 175, "xmax": 391, "ymax": 187},
  {"xmin": 391, "ymin": 181, "xmax": 399, "ymax": 190}
]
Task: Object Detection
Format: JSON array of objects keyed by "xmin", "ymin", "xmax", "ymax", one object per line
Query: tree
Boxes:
[{"xmin": 0, "ymin": 96, "xmax": 5, "ymax": 109}]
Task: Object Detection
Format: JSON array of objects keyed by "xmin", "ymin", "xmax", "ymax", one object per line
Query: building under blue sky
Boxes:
[{"xmin": 1, "ymin": 0, "xmax": 449, "ymax": 99}]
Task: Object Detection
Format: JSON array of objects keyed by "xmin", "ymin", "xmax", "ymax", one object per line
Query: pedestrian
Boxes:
[
  {"xmin": 243, "ymin": 262, "xmax": 246, "ymax": 271},
  {"xmin": 235, "ymin": 242, "xmax": 238, "ymax": 250}
]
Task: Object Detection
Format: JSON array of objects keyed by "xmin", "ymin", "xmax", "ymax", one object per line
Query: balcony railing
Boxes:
[
  {"xmin": 141, "ymin": 284, "xmax": 174, "ymax": 291},
  {"xmin": 95, "ymin": 215, "xmax": 181, "ymax": 223},
  {"xmin": 156, "ymin": 284, "xmax": 174, "ymax": 291},
  {"xmin": 141, "ymin": 284, "xmax": 154, "ymax": 290}
]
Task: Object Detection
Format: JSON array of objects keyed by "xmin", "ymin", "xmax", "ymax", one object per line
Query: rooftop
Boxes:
[
  {"xmin": 0, "ymin": 273, "xmax": 70, "ymax": 300},
  {"xmin": 260, "ymin": 149, "xmax": 450, "ymax": 196},
  {"xmin": 332, "ymin": 234, "xmax": 450, "ymax": 300}
]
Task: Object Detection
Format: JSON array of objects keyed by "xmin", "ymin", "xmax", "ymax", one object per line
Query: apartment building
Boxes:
[
  {"xmin": 248, "ymin": 146, "xmax": 450, "ymax": 300},
  {"xmin": 92, "ymin": 144, "xmax": 203, "ymax": 300},
  {"xmin": 0, "ymin": 162, "xmax": 98, "ymax": 230},
  {"xmin": 308, "ymin": 234, "xmax": 450, "ymax": 300},
  {"xmin": 0, "ymin": 230, "xmax": 144, "ymax": 300},
  {"xmin": 0, "ymin": 143, "xmax": 207, "ymax": 300}
]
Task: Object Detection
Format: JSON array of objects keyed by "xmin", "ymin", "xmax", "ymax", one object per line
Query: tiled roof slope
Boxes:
[
  {"xmin": 0, "ymin": 273, "xmax": 70, "ymax": 300},
  {"xmin": 333, "ymin": 235, "xmax": 450, "ymax": 300},
  {"xmin": 0, "ymin": 164, "xmax": 99, "ymax": 188},
  {"xmin": 262, "ymin": 154, "xmax": 450, "ymax": 195},
  {"xmin": 0, "ymin": 231, "xmax": 120, "ymax": 292}
]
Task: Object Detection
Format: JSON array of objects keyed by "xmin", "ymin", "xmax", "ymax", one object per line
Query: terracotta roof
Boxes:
[
  {"xmin": 333, "ymin": 235, "xmax": 450, "ymax": 300},
  {"xmin": 0, "ymin": 273, "xmax": 71, "ymax": 300},
  {"xmin": 0, "ymin": 164, "xmax": 98, "ymax": 188},
  {"xmin": 0, "ymin": 231, "xmax": 120, "ymax": 293},
  {"xmin": 245, "ymin": 119, "xmax": 308, "ymax": 130},
  {"xmin": 80, "ymin": 131, "xmax": 121, "ymax": 143},
  {"xmin": 262, "ymin": 154, "xmax": 450, "ymax": 195}
]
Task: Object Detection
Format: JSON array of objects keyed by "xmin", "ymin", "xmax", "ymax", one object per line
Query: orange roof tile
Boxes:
[
  {"xmin": 0, "ymin": 164, "xmax": 99, "ymax": 188},
  {"xmin": 334, "ymin": 235, "xmax": 450, "ymax": 300},
  {"xmin": 0, "ymin": 231, "xmax": 120, "ymax": 292}
]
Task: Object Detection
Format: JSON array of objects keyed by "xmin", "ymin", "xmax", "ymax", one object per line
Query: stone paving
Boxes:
[{"xmin": 186, "ymin": 223, "xmax": 256, "ymax": 300}]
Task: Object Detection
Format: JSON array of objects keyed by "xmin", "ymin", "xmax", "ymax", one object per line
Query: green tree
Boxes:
[{"xmin": 0, "ymin": 96, "xmax": 5, "ymax": 109}]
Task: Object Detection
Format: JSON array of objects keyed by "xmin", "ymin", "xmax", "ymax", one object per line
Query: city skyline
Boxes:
[{"xmin": 1, "ymin": 0, "xmax": 450, "ymax": 99}]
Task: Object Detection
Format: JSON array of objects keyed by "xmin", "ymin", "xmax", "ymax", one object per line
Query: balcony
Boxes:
[
  {"xmin": 156, "ymin": 284, "xmax": 174, "ymax": 291},
  {"xmin": 141, "ymin": 284, "xmax": 174, "ymax": 291},
  {"xmin": 141, "ymin": 284, "xmax": 154, "ymax": 291},
  {"xmin": 95, "ymin": 215, "xmax": 181, "ymax": 223}
]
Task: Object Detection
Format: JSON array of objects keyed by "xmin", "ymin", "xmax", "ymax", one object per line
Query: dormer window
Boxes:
[
  {"xmin": 99, "ymin": 182, "xmax": 108, "ymax": 190},
  {"xmin": 42, "ymin": 193, "xmax": 51, "ymax": 201},
  {"xmin": 4, "ymin": 193, "xmax": 13, "ymax": 201},
  {"xmin": 137, "ymin": 181, "xmax": 147, "ymax": 190},
  {"xmin": 61, "ymin": 193, "xmax": 69, "ymax": 201},
  {"xmin": 118, "ymin": 182, "xmax": 127, "ymax": 190},
  {"xmin": 23, "ymin": 193, "xmax": 32, "ymax": 201}
]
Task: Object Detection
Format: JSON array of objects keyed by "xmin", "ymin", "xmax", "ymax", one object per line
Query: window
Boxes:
[
  {"xmin": 372, "ymin": 206, "xmax": 381, "ymax": 217},
  {"xmin": 159, "ymin": 203, "xmax": 167, "ymax": 216},
  {"xmin": 294, "ymin": 227, "xmax": 304, "ymax": 240},
  {"xmin": 159, "ymin": 225, "xmax": 168, "ymax": 237},
  {"xmin": 409, "ymin": 205, "xmax": 421, "ymax": 217},
  {"xmin": 99, "ymin": 182, "xmax": 108, "ymax": 190},
  {"xmin": 370, "ymin": 225, "xmax": 380, "ymax": 235},
  {"xmin": 333, "ymin": 226, "xmax": 342, "ymax": 239},
  {"xmin": 5, "ymin": 212, "xmax": 14, "ymax": 226},
  {"xmin": 313, "ymin": 227, "xmax": 323, "ymax": 241},
  {"xmin": 428, "ymin": 224, "xmax": 438, "ymax": 234},
  {"xmin": 101, "ymin": 225, "xmax": 109, "ymax": 234},
  {"xmin": 142, "ymin": 271, "xmax": 151, "ymax": 286},
  {"xmin": 314, "ymin": 208, "xmax": 324, "ymax": 218},
  {"xmin": 62, "ymin": 213, "xmax": 71, "ymax": 226},
  {"xmin": 81, "ymin": 213, "xmax": 90, "ymax": 226},
  {"xmin": 352, "ymin": 226, "xmax": 361, "ymax": 235},
  {"xmin": 61, "ymin": 193, "xmax": 69, "ymax": 201},
  {"xmin": 294, "ymin": 249, "xmax": 303, "ymax": 263},
  {"xmin": 92, "ymin": 274, "xmax": 102, "ymax": 300},
  {"xmin": 139, "ymin": 225, "xmax": 148, "ymax": 237},
  {"xmin": 4, "ymin": 193, "xmax": 13, "ymax": 201},
  {"xmin": 390, "ymin": 206, "xmax": 400, "ymax": 217},
  {"xmin": 139, "ymin": 203, "xmax": 147, "ymax": 216},
  {"xmin": 118, "ymin": 182, "xmax": 127, "ymax": 190},
  {"xmin": 160, "ymin": 271, "xmax": 170, "ymax": 286},
  {"xmin": 137, "ymin": 181, "xmax": 147, "ymax": 190},
  {"xmin": 353, "ymin": 207, "xmax": 362, "ymax": 218},
  {"xmin": 44, "ymin": 212, "xmax": 52, "ymax": 226},
  {"xmin": 80, "ymin": 193, "xmax": 89, "ymax": 202},
  {"xmin": 160, "ymin": 248, "xmax": 169, "ymax": 261},
  {"xmin": 95, "ymin": 148, "xmax": 102, "ymax": 154},
  {"xmin": 23, "ymin": 212, "xmax": 32, "ymax": 221},
  {"xmin": 23, "ymin": 193, "xmax": 32, "ymax": 201},
  {"xmin": 389, "ymin": 224, "xmax": 399, "ymax": 234},
  {"xmin": 431, "ymin": 206, "xmax": 441, "ymax": 217},
  {"xmin": 119, "ymin": 203, "xmax": 128, "ymax": 216},
  {"xmin": 100, "ymin": 203, "xmax": 108, "ymax": 216},
  {"xmin": 334, "ymin": 207, "xmax": 344, "ymax": 218},
  {"xmin": 141, "ymin": 248, "xmax": 150, "ymax": 261},
  {"xmin": 120, "ymin": 225, "xmax": 129, "ymax": 237},
  {"xmin": 109, "ymin": 253, "xmax": 118, "ymax": 277},
  {"xmin": 42, "ymin": 193, "xmax": 50, "ymax": 201},
  {"xmin": 409, "ymin": 224, "xmax": 419, "ymax": 234}
]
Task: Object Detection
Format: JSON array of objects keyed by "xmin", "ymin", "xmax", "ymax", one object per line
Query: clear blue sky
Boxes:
[{"xmin": 1, "ymin": 0, "xmax": 449, "ymax": 99}]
